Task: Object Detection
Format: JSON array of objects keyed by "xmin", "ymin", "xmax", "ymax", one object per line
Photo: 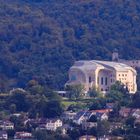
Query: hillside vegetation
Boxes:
[{"xmin": 1, "ymin": 0, "xmax": 140, "ymax": 91}]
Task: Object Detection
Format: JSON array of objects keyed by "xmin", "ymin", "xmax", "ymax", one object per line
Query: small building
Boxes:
[
  {"xmin": 45, "ymin": 119, "xmax": 62, "ymax": 131},
  {"xmin": 0, "ymin": 120, "xmax": 14, "ymax": 130},
  {"xmin": 119, "ymin": 107, "xmax": 132, "ymax": 118},
  {"xmin": 109, "ymin": 122, "xmax": 123, "ymax": 132},
  {"xmin": 73, "ymin": 109, "xmax": 111, "ymax": 125},
  {"xmin": 79, "ymin": 135, "xmax": 96, "ymax": 140},
  {"xmin": 62, "ymin": 111, "xmax": 77, "ymax": 120},
  {"xmin": 106, "ymin": 103, "xmax": 115, "ymax": 110},
  {"xmin": 14, "ymin": 132, "xmax": 33, "ymax": 140},
  {"xmin": 73, "ymin": 111, "xmax": 93, "ymax": 125},
  {"xmin": 98, "ymin": 136, "xmax": 124, "ymax": 140},
  {"xmin": 96, "ymin": 112, "xmax": 108, "ymax": 121},
  {"xmin": 132, "ymin": 109, "xmax": 140, "ymax": 119},
  {"xmin": 60, "ymin": 124, "xmax": 72, "ymax": 135},
  {"xmin": 135, "ymin": 118, "xmax": 140, "ymax": 124},
  {"xmin": 0, "ymin": 131, "xmax": 8, "ymax": 140},
  {"xmin": 27, "ymin": 118, "xmax": 47, "ymax": 127},
  {"xmin": 82, "ymin": 122, "xmax": 97, "ymax": 130}
]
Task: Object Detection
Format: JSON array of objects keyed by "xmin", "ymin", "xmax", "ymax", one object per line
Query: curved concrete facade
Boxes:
[{"xmin": 66, "ymin": 60, "xmax": 137, "ymax": 94}]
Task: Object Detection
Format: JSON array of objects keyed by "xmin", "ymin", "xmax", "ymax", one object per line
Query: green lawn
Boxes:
[{"xmin": 62, "ymin": 101, "xmax": 77, "ymax": 107}]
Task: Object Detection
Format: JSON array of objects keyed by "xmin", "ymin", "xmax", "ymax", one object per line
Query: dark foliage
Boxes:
[{"xmin": 1, "ymin": 0, "xmax": 140, "ymax": 91}]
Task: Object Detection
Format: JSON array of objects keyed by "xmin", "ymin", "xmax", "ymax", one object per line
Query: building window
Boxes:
[
  {"xmin": 101, "ymin": 88, "xmax": 103, "ymax": 91},
  {"xmin": 105, "ymin": 77, "xmax": 107, "ymax": 85},
  {"xmin": 101, "ymin": 77, "xmax": 103, "ymax": 85},
  {"xmin": 97, "ymin": 77, "xmax": 99, "ymax": 84},
  {"xmin": 89, "ymin": 76, "xmax": 92, "ymax": 83},
  {"xmin": 71, "ymin": 75, "xmax": 76, "ymax": 81},
  {"xmin": 122, "ymin": 74, "xmax": 124, "ymax": 76},
  {"xmin": 111, "ymin": 79, "xmax": 112, "ymax": 83}
]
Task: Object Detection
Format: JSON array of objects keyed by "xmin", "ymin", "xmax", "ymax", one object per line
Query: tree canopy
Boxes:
[{"xmin": 1, "ymin": 0, "xmax": 140, "ymax": 91}]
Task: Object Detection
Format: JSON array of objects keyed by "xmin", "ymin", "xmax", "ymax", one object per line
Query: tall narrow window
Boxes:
[
  {"xmin": 97, "ymin": 77, "xmax": 99, "ymax": 84},
  {"xmin": 105, "ymin": 77, "xmax": 107, "ymax": 85},
  {"xmin": 89, "ymin": 76, "xmax": 92, "ymax": 83},
  {"xmin": 101, "ymin": 77, "xmax": 103, "ymax": 85}
]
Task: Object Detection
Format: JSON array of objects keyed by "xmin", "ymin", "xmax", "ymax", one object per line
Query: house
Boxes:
[
  {"xmin": 36, "ymin": 119, "xmax": 63, "ymax": 131},
  {"xmin": 66, "ymin": 60, "xmax": 137, "ymax": 94},
  {"xmin": 82, "ymin": 122, "xmax": 97, "ymax": 130},
  {"xmin": 36, "ymin": 124, "xmax": 46, "ymax": 130},
  {"xmin": 96, "ymin": 112, "xmax": 108, "ymax": 121},
  {"xmin": 0, "ymin": 131, "xmax": 8, "ymax": 140},
  {"xmin": 62, "ymin": 111, "xmax": 77, "ymax": 120},
  {"xmin": 90, "ymin": 109, "xmax": 111, "ymax": 121},
  {"xmin": 135, "ymin": 118, "xmax": 140, "ymax": 124},
  {"xmin": 90, "ymin": 109, "xmax": 112, "ymax": 114},
  {"xmin": 0, "ymin": 120, "xmax": 14, "ymax": 130},
  {"xmin": 14, "ymin": 132, "xmax": 33, "ymax": 140},
  {"xmin": 28, "ymin": 118, "xmax": 62, "ymax": 131},
  {"xmin": 119, "ymin": 108, "xmax": 140, "ymax": 119},
  {"xmin": 106, "ymin": 103, "xmax": 115, "ymax": 110},
  {"xmin": 60, "ymin": 124, "xmax": 72, "ymax": 135},
  {"xmin": 27, "ymin": 118, "xmax": 47, "ymax": 127},
  {"xmin": 45, "ymin": 119, "xmax": 62, "ymax": 131},
  {"xmin": 73, "ymin": 109, "xmax": 111, "ymax": 125},
  {"xmin": 109, "ymin": 122, "xmax": 123, "ymax": 132},
  {"xmin": 79, "ymin": 135, "xmax": 96, "ymax": 140},
  {"xmin": 73, "ymin": 111, "xmax": 93, "ymax": 125},
  {"xmin": 132, "ymin": 109, "xmax": 140, "ymax": 119},
  {"xmin": 119, "ymin": 107, "xmax": 132, "ymax": 118},
  {"xmin": 98, "ymin": 136, "xmax": 124, "ymax": 140}
]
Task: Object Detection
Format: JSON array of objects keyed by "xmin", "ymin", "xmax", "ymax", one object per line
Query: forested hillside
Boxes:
[{"xmin": 1, "ymin": 0, "xmax": 140, "ymax": 91}]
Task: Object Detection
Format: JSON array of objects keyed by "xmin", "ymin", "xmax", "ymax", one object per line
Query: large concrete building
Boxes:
[{"xmin": 66, "ymin": 60, "xmax": 137, "ymax": 94}]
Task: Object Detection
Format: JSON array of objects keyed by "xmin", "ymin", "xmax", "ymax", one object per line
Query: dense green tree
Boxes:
[
  {"xmin": 9, "ymin": 104, "xmax": 16, "ymax": 113},
  {"xmin": 97, "ymin": 121, "xmax": 110, "ymax": 136},
  {"xmin": 89, "ymin": 100, "xmax": 102, "ymax": 110},
  {"xmin": 33, "ymin": 130, "xmax": 55, "ymax": 140},
  {"xmin": 7, "ymin": 92, "xmax": 30, "ymax": 112},
  {"xmin": 88, "ymin": 87, "xmax": 102, "ymax": 98},
  {"xmin": 66, "ymin": 84, "xmax": 85, "ymax": 99},
  {"xmin": 131, "ymin": 91, "xmax": 140, "ymax": 108},
  {"xmin": 109, "ymin": 102, "xmax": 121, "ymax": 120},
  {"xmin": 125, "ymin": 117, "xmax": 136, "ymax": 128},
  {"xmin": 45, "ymin": 100, "xmax": 63, "ymax": 118},
  {"xmin": 106, "ymin": 81, "xmax": 132, "ymax": 106},
  {"xmin": 68, "ymin": 128, "xmax": 81, "ymax": 140},
  {"xmin": 89, "ymin": 98, "xmax": 106, "ymax": 110},
  {"xmin": 110, "ymin": 81, "xmax": 129, "ymax": 95},
  {"xmin": 10, "ymin": 114, "xmax": 26, "ymax": 131}
]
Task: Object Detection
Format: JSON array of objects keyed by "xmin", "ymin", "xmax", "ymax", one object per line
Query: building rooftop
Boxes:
[{"xmin": 71, "ymin": 60, "xmax": 136, "ymax": 73}]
